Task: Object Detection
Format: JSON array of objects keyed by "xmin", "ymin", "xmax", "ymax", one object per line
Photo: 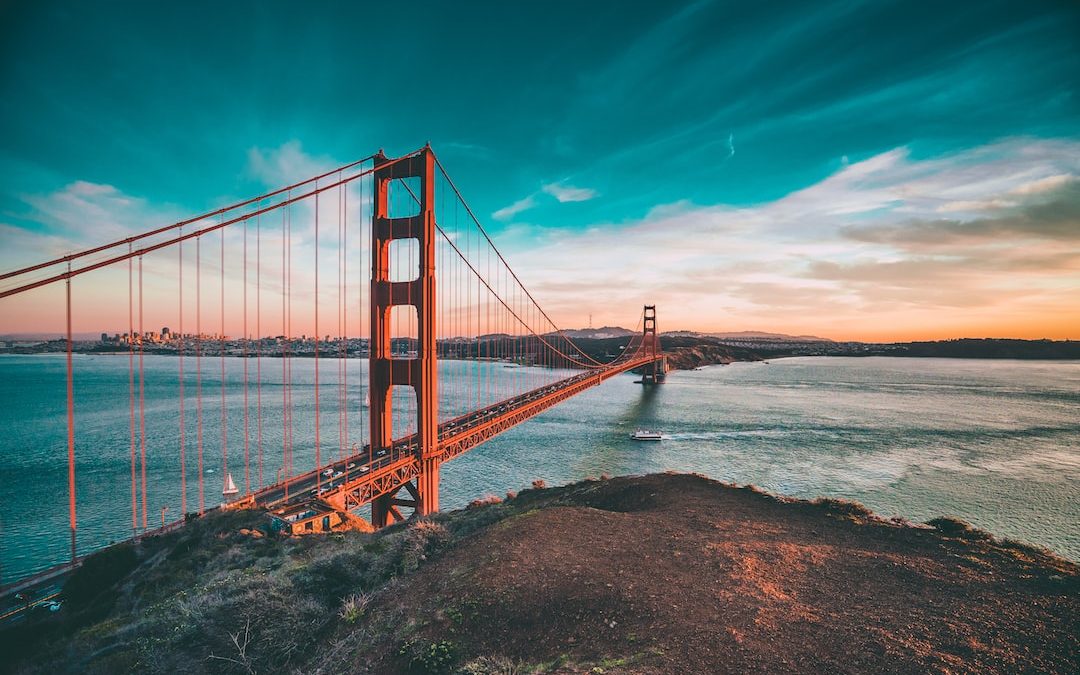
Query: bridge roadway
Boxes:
[{"xmin": 245, "ymin": 354, "xmax": 660, "ymax": 514}]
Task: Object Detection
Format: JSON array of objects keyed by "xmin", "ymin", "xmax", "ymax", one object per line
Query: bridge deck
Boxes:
[{"xmin": 245, "ymin": 355, "xmax": 660, "ymax": 514}]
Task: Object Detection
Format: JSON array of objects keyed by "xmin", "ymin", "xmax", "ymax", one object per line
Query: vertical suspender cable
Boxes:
[
  {"xmin": 284, "ymin": 197, "xmax": 291, "ymax": 497},
  {"xmin": 341, "ymin": 173, "xmax": 348, "ymax": 460},
  {"xmin": 256, "ymin": 207, "xmax": 263, "ymax": 488},
  {"xmin": 407, "ymin": 179, "xmax": 414, "ymax": 435},
  {"xmin": 281, "ymin": 202, "xmax": 287, "ymax": 493},
  {"xmin": 139, "ymin": 256, "xmax": 147, "ymax": 530},
  {"xmin": 197, "ymin": 237, "xmax": 204, "ymax": 514},
  {"xmin": 488, "ymin": 243, "xmax": 492, "ymax": 406},
  {"xmin": 220, "ymin": 226, "xmax": 227, "ymax": 493},
  {"xmin": 243, "ymin": 219, "xmax": 250, "ymax": 494},
  {"xmin": 179, "ymin": 228, "xmax": 186, "ymax": 514},
  {"xmin": 337, "ymin": 178, "xmax": 343, "ymax": 461},
  {"xmin": 361, "ymin": 170, "xmax": 367, "ymax": 455},
  {"xmin": 65, "ymin": 263, "xmax": 76, "ymax": 563},
  {"xmin": 128, "ymin": 248, "xmax": 136, "ymax": 534},
  {"xmin": 315, "ymin": 186, "xmax": 321, "ymax": 482},
  {"xmin": 287, "ymin": 199, "xmax": 293, "ymax": 483},
  {"xmin": 281, "ymin": 202, "xmax": 287, "ymax": 492},
  {"xmin": 361, "ymin": 169, "xmax": 367, "ymax": 466}
]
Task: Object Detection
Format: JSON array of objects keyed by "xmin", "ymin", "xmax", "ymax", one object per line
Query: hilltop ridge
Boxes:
[{"xmin": 4, "ymin": 473, "xmax": 1076, "ymax": 674}]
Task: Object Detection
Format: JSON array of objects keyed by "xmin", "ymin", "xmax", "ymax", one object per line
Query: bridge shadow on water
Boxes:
[
  {"xmin": 622, "ymin": 382, "xmax": 663, "ymax": 426},
  {"xmin": 572, "ymin": 382, "xmax": 665, "ymax": 477}
]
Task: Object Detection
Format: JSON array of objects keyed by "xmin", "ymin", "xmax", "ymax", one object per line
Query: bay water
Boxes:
[{"xmin": 1, "ymin": 354, "xmax": 1077, "ymax": 581}]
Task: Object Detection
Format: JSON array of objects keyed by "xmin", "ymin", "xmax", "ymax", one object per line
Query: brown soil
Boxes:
[{"xmin": 314, "ymin": 473, "xmax": 1078, "ymax": 674}]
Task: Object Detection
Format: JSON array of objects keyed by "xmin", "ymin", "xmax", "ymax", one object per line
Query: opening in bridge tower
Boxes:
[{"xmin": 369, "ymin": 146, "xmax": 440, "ymax": 526}]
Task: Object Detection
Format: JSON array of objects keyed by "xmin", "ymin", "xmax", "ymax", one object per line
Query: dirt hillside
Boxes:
[
  {"xmin": 313, "ymin": 473, "xmax": 1078, "ymax": 673},
  {"xmin": 5, "ymin": 473, "xmax": 1077, "ymax": 674}
]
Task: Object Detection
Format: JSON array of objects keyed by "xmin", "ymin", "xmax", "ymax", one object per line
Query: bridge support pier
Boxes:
[
  {"xmin": 369, "ymin": 147, "xmax": 441, "ymax": 528},
  {"xmin": 369, "ymin": 462, "xmax": 438, "ymax": 528},
  {"xmin": 640, "ymin": 305, "xmax": 665, "ymax": 384}
]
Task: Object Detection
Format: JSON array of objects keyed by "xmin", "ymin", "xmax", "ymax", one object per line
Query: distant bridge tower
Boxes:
[
  {"xmin": 640, "ymin": 304, "xmax": 665, "ymax": 384},
  {"xmin": 369, "ymin": 147, "xmax": 440, "ymax": 526}
]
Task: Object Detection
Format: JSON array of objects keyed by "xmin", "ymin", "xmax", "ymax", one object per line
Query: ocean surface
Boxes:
[{"xmin": 1, "ymin": 354, "xmax": 1078, "ymax": 581}]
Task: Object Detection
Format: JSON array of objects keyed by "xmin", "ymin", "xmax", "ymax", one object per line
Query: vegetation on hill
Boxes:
[
  {"xmin": 3, "ymin": 474, "xmax": 1077, "ymax": 674},
  {"xmin": 868, "ymin": 338, "xmax": 1080, "ymax": 359}
]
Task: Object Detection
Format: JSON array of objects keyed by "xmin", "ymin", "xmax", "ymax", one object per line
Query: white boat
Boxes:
[
  {"xmin": 630, "ymin": 429, "xmax": 663, "ymax": 441},
  {"xmin": 222, "ymin": 473, "xmax": 239, "ymax": 496}
]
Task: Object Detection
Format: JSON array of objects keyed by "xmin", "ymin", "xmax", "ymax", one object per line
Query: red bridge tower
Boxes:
[
  {"xmin": 641, "ymin": 304, "xmax": 665, "ymax": 384},
  {"xmin": 369, "ymin": 147, "xmax": 440, "ymax": 526}
]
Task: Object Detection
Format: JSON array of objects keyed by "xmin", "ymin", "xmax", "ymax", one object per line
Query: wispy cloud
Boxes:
[
  {"xmin": 1, "ymin": 140, "xmax": 372, "ymax": 336},
  {"xmin": 493, "ymin": 181, "xmax": 598, "ymax": 221},
  {"xmin": 846, "ymin": 178, "xmax": 1080, "ymax": 249},
  {"xmin": 246, "ymin": 140, "xmax": 336, "ymax": 188},
  {"xmin": 492, "ymin": 195, "xmax": 537, "ymax": 221},
  {"xmin": 5, "ymin": 137, "xmax": 1079, "ymax": 341},
  {"xmin": 507, "ymin": 138, "xmax": 1080, "ymax": 340},
  {"xmin": 541, "ymin": 182, "xmax": 598, "ymax": 203},
  {"xmin": 16, "ymin": 180, "xmax": 176, "ymax": 252}
]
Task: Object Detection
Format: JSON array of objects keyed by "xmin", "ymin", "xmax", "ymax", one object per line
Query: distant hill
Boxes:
[
  {"xmin": 558, "ymin": 326, "xmax": 637, "ymax": 339},
  {"xmin": 564, "ymin": 328, "xmax": 834, "ymax": 342},
  {"xmin": 0, "ymin": 332, "xmax": 102, "ymax": 342},
  {"xmin": 869, "ymin": 338, "xmax": 1080, "ymax": 360},
  {"xmin": 662, "ymin": 330, "xmax": 834, "ymax": 342}
]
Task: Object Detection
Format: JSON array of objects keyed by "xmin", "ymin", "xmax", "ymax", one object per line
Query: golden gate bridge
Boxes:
[{"xmin": 0, "ymin": 145, "xmax": 665, "ymax": 582}]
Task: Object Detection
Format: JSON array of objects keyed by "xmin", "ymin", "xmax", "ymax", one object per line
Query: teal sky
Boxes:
[{"xmin": 2, "ymin": 0, "xmax": 1078, "ymax": 339}]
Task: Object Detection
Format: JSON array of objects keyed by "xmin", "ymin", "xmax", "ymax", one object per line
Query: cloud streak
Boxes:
[
  {"xmin": 492, "ymin": 195, "xmax": 537, "ymax": 221},
  {"xmin": 0, "ymin": 141, "xmax": 372, "ymax": 337},
  {"xmin": 492, "ymin": 181, "xmax": 598, "ymax": 221},
  {"xmin": 541, "ymin": 182, "xmax": 597, "ymax": 203},
  {"xmin": 505, "ymin": 137, "xmax": 1080, "ymax": 340},
  {"xmin": 4, "ymin": 138, "xmax": 1079, "ymax": 342}
]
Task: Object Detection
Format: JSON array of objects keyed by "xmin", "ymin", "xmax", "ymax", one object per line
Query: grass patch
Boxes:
[
  {"xmin": 456, "ymin": 655, "xmax": 527, "ymax": 674},
  {"xmin": 927, "ymin": 516, "xmax": 991, "ymax": 539},
  {"xmin": 399, "ymin": 638, "xmax": 459, "ymax": 674},
  {"xmin": 811, "ymin": 497, "xmax": 874, "ymax": 518},
  {"xmin": 339, "ymin": 591, "xmax": 373, "ymax": 624}
]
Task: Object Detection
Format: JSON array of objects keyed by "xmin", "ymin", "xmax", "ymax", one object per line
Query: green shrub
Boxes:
[
  {"xmin": 400, "ymin": 638, "xmax": 458, "ymax": 674},
  {"xmin": 456, "ymin": 655, "xmax": 525, "ymax": 674},
  {"xmin": 339, "ymin": 592, "xmax": 372, "ymax": 624},
  {"xmin": 397, "ymin": 520, "xmax": 451, "ymax": 575},
  {"xmin": 927, "ymin": 516, "xmax": 991, "ymax": 539},
  {"xmin": 811, "ymin": 497, "xmax": 873, "ymax": 517}
]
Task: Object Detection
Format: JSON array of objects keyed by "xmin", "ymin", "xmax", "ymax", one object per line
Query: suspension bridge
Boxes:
[{"xmin": 0, "ymin": 145, "xmax": 665, "ymax": 586}]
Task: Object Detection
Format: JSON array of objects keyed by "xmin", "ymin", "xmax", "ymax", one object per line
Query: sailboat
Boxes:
[{"xmin": 222, "ymin": 473, "xmax": 239, "ymax": 497}]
